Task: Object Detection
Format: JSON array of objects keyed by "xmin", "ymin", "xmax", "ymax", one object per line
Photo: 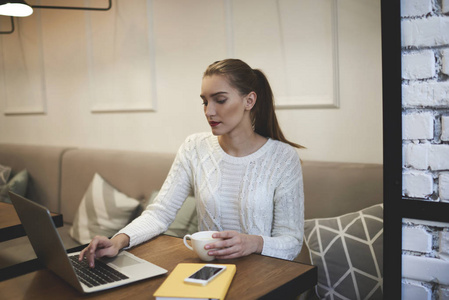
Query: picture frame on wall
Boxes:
[
  {"xmin": 228, "ymin": 0, "xmax": 339, "ymax": 109},
  {"xmin": 0, "ymin": 11, "xmax": 47, "ymax": 115}
]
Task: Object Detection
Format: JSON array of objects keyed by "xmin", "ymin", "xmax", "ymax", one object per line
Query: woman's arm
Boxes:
[
  {"xmin": 79, "ymin": 138, "xmax": 196, "ymax": 266},
  {"xmin": 261, "ymin": 150, "xmax": 305, "ymax": 260},
  {"xmin": 116, "ymin": 151, "xmax": 193, "ymax": 248},
  {"xmin": 101, "ymin": 137, "xmax": 197, "ymax": 250}
]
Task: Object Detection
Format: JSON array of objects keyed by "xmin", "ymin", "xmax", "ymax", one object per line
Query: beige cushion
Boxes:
[
  {"xmin": 60, "ymin": 148, "xmax": 175, "ymax": 224},
  {"xmin": 0, "ymin": 144, "xmax": 73, "ymax": 212},
  {"xmin": 302, "ymin": 161, "xmax": 383, "ymax": 219},
  {"xmin": 296, "ymin": 161, "xmax": 382, "ymax": 266}
]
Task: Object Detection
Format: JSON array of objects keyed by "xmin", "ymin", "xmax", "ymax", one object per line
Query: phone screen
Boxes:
[{"xmin": 188, "ymin": 266, "xmax": 225, "ymax": 280}]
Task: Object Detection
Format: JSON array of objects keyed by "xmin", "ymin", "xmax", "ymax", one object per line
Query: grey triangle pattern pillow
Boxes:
[
  {"xmin": 70, "ymin": 173, "xmax": 140, "ymax": 244},
  {"xmin": 304, "ymin": 204, "xmax": 383, "ymax": 300}
]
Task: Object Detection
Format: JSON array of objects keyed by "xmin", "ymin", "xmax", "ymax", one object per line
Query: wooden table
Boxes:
[
  {"xmin": 0, "ymin": 202, "xmax": 63, "ymax": 242},
  {"xmin": 0, "ymin": 235, "xmax": 317, "ymax": 300}
]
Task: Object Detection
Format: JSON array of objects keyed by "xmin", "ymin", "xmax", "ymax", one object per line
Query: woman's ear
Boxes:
[{"xmin": 245, "ymin": 92, "xmax": 257, "ymax": 110}]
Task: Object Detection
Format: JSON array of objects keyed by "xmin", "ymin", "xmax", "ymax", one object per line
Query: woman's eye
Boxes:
[
  {"xmin": 202, "ymin": 101, "xmax": 208, "ymax": 106},
  {"xmin": 216, "ymin": 99, "xmax": 227, "ymax": 104}
]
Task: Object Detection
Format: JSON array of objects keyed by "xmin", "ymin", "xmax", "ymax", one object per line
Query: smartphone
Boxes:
[{"xmin": 184, "ymin": 264, "xmax": 227, "ymax": 286}]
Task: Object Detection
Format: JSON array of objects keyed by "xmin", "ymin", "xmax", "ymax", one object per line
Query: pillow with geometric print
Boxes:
[
  {"xmin": 69, "ymin": 173, "xmax": 141, "ymax": 244},
  {"xmin": 303, "ymin": 204, "xmax": 383, "ymax": 300}
]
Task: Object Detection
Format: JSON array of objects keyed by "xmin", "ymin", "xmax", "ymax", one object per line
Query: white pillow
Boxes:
[{"xmin": 70, "ymin": 173, "xmax": 140, "ymax": 244}]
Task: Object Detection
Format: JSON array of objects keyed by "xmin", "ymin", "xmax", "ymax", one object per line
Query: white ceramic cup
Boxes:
[{"xmin": 183, "ymin": 231, "xmax": 222, "ymax": 261}]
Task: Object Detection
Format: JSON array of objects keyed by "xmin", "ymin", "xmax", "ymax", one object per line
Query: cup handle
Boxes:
[{"xmin": 183, "ymin": 235, "xmax": 193, "ymax": 250}]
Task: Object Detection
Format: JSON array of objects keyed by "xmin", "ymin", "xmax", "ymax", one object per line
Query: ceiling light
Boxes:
[{"xmin": 0, "ymin": 1, "xmax": 33, "ymax": 17}]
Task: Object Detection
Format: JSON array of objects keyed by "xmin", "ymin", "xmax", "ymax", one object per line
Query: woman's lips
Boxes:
[{"xmin": 209, "ymin": 121, "xmax": 221, "ymax": 127}]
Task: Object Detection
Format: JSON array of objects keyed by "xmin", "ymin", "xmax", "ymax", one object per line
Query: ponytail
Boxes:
[{"xmin": 204, "ymin": 59, "xmax": 304, "ymax": 149}]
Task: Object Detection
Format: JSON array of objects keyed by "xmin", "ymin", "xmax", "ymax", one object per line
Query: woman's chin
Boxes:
[
  {"xmin": 210, "ymin": 129, "xmax": 221, "ymax": 136},
  {"xmin": 209, "ymin": 126, "xmax": 224, "ymax": 136}
]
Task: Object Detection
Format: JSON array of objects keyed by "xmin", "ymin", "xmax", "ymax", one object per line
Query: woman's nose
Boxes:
[{"xmin": 205, "ymin": 103, "xmax": 215, "ymax": 116}]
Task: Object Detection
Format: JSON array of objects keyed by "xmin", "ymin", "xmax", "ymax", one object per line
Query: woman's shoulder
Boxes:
[
  {"xmin": 179, "ymin": 132, "xmax": 215, "ymax": 153},
  {"xmin": 184, "ymin": 132, "xmax": 213, "ymax": 142},
  {"xmin": 182, "ymin": 132, "xmax": 215, "ymax": 147},
  {"xmin": 268, "ymin": 139, "xmax": 301, "ymax": 159},
  {"xmin": 267, "ymin": 140, "xmax": 303, "ymax": 179}
]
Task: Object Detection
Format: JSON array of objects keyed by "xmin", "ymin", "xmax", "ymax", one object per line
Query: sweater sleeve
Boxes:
[
  {"xmin": 115, "ymin": 140, "xmax": 193, "ymax": 248},
  {"xmin": 260, "ymin": 149, "xmax": 304, "ymax": 260}
]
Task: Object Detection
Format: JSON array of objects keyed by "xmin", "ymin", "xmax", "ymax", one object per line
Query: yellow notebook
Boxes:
[{"xmin": 154, "ymin": 263, "xmax": 236, "ymax": 300}]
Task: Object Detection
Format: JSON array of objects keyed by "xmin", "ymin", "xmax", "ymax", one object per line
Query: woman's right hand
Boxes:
[{"xmin": 78, "ymin": 233, "xmax": 130, "ymax": 268}]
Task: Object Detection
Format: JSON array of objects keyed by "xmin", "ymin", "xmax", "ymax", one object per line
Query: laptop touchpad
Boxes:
[{"xmin": 110, "ymin": 254, "xmax": 140, "ymax": 268}]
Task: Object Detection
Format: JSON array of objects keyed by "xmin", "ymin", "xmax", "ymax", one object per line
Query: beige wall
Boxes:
[{"xmin": 0, "ymin": 0, "xmax": 382, "ymax": 163}]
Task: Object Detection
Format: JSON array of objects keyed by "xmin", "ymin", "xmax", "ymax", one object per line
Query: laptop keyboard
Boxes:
[{"xmin": 69, "ymin": 255, "xmax": 129, "ymax": 287}]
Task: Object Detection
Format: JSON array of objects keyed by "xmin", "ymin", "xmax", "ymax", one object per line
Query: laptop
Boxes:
[{"xmin": 9, "ymin": 192, "xmax": 167, "ymax": 293}]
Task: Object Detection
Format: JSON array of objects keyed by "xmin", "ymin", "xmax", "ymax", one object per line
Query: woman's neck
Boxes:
[{"xmin": 218, "ymin": 131, "xmax": 267, "ymax": 157}]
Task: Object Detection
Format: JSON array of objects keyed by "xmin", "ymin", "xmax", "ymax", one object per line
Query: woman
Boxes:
[{"xmin": 80, "ymin": 59, "xmax": 304, "ymax": 267}]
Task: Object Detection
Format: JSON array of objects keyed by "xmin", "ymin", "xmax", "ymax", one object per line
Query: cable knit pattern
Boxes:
[{"xmin": 117, "ymin": 132, "xmax": 304, "ymax": 260}]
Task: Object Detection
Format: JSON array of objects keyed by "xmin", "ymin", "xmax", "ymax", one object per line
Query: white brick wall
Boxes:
[
  {"xmin": 403, "ymin": 142, "xmax": 429, "ymax": 170},
  {"xmin": 443, "ymin": 49, "xmax": 449, "ymax": 76},
  {"xmin": 403, "ymin": 170, "xmax": 433, "ymax": 198},
  {"xmin": 404, "ymin": 219, "xmax": 449, "ymax": 228},
  {"xmin": 439, "ymin": 230, "xmax": 449, "ymax": 260},
  {"xmin": 402, "ymin": 280, "xmax": 431, "ymax": 300},
  {"xmin": 403, "ymin": 143, "xmax": 449, "ymax": 172},
  {"xmin": 402, "ymin": 82, "xmax": 449, "ymax": 107},
  {"xmin": 442, "ymin": 116, "xmax": 449, "ymax": 141},
  {"xmin": 441, "ymin": 286, "xmax": 449, "ymax": 300},
  {"xmin": 440, "ymin": 173, "xmax": 449, "ymax": 201},
  {"xmin": 429, "ymin": 145, "xmax": 449, "ymax": 170},
  {"xmin": 402, "ymin": 1, "xmax": 449, "ymax": 297},
  {"xmin": 403, "ymin": 227, "xmax": 433, "ymax": 253},
  {"xmin": 402, "ymin": 51, "xmax": 436, "ymax": 80},
  {"xmin": 402, "ymin": 112, "xmax": 434, "ymax": 140},
  {"xmin": 401, "ymin": 0, "xmax": 432, "ymax": 17},
  {"xmin": 402, "ymin": 255, "xmax": 449, "ymax": 285},
  {"xmin": 444, "ymin": 0, "xmax": 449, "ymax": 14},
  {"xmin": 401, "ymin": 16, "xmax": 449, "ymax": 48}
]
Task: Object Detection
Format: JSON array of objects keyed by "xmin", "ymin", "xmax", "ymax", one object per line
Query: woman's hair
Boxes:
[{"xmin": 203, "ymin": 59, "xmax": 304, "ymax": 149}]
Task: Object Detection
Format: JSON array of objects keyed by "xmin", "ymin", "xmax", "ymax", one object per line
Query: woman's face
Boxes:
[{"xmin": 200, "ymin": 75, "xmax": 252, "ymax": 137}]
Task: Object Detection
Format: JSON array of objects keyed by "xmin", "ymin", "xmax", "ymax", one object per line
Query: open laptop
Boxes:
[{"xmin": 9, "ymin": 192, "xmax": 167, "ymax": 293}]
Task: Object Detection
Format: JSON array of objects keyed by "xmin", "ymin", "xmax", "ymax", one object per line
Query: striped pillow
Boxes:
[
  {"xmin": 0, "ymin": 164, "xmax": 11, "ymax": 185},
  {"xmin": 70, "ymin": 173, "xmax": 140, "ymax": 244}
]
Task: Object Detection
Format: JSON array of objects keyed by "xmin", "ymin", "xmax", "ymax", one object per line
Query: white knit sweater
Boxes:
[{"xmin": 117, "ymin": 132, "xmax": 304, "ymax": 260}]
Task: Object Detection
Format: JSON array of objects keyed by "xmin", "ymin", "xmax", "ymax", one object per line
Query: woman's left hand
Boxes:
[{"xmin": 204, "ymin": 231, "xmax": 264, "ymax": 259}]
